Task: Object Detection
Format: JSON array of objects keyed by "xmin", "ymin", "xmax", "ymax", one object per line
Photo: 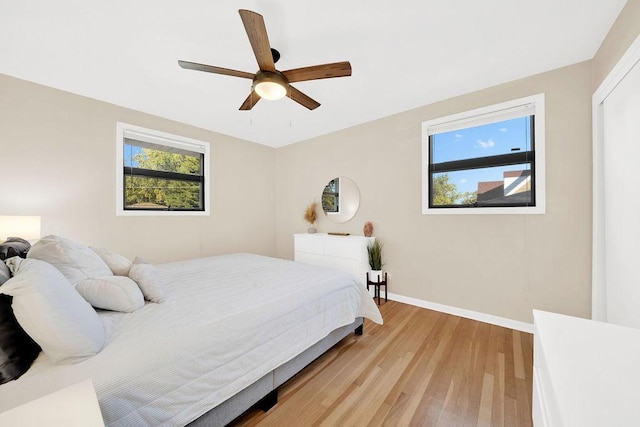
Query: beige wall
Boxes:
[
  {"xmin": 0, "ymin": 74, "xmax": 276, "ymax": 262},
  {"xmin": 275, "ymin": 61, "xmax": 593, "ymax": 323},
  {"xmin": 4, "ymin": 0, "xmax": 639, "ymax": 323},
  {"xmin": 593, "ymin": 0, "xmax": 640, "ymax": 89}
]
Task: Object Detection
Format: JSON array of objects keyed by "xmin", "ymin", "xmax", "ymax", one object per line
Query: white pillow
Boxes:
[
  {"xmin": 90, "ymin": 247, "xmax": 132, "ymax": 276},
  {"xmin": 129, "ymin": 257, "xmax": 165, "ymax": 303},
  {"xmin": 4, "ymin": 256, "xmax": 23, "ymax": 274},
  {"xmin": 28, "ymin": 235, "xmax": 112, "ymax": 285},
  {"xmin": 76, "ymin": 276, "xmax": 145, "ymax": 312},
  {"xmin": 0, "ymin": 258, "xmax": 105, "ymax": 364}
]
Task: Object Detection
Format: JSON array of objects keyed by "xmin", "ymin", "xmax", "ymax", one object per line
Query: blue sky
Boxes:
[
  {"xmin": 124, "ymin": 144, "xmax": 143, "ymax": 168},
  {"xmin": 432, "ymin": 116, "xmax": 531, "ymax": 194}
]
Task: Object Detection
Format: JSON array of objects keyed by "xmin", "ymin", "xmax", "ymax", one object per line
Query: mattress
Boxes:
[{"xmin": 0, "ymin": 253, "xmax": 382, "ymax": 426}]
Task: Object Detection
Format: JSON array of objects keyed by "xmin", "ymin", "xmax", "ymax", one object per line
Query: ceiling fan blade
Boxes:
[
  {"xmin": 282, "ymin": 61, "xmax": 352, "ymax": 83},
  {"xmin": 239, "ymin": 91, "xmax": 262, "ymax": 110},
  {"xmin": 287, "ymin": 86, "xmax": 320, "ymax": 110},
  {"xmin": 178, "ymin": 60, "xmax": 255, "ymax": 79},
  {"xmin": 239, "ymin": 9, "xmax": 275, "ymax": 72}
]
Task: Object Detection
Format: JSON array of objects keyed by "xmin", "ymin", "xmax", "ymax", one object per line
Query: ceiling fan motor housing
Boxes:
[{"xmin": 270, "ymin": 48, "xmax": 281, "ymax": 63}]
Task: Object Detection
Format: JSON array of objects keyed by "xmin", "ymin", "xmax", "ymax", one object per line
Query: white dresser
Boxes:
[
  {"xmin": 294, "ymin": 233, "xmax": 374, "ymax": 286},
  {"xmin": 533, "ymin": 310, "xmax": 640, "ymax": 426}
]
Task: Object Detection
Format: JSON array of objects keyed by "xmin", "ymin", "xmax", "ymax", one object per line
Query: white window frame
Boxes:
[
  {"xmin": 421, "ymin": 93, "xmax": 546, "ymax": 215},
  {"xmin": 116, "ymin": 122, "xmax": 211, "ymax": 216}
]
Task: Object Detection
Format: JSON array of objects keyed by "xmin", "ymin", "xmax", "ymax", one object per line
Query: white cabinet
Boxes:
[
  {"xmin": 294, "ymin": 233, "xmax": 374, "ymax": 285},
  {"xmin": 0, "ymin": 379, "xmax": 104, "ymax": 426},
  {"xmin": 533, "ymin": 310, "xmax": 640, "ymax": 426}
]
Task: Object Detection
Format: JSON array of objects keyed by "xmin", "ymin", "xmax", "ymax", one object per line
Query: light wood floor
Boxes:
[{"xmin": 234, "ymin": 300, "xmax": 533, "ymax": 427}]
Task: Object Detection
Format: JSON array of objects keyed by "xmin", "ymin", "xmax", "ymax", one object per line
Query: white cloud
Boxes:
[
  {"xmin": 459, "ymin": 178, "xmax": 468, "ymax": 184},
  {"xmin": 455, "ymin": 133, "xmax": 463, "ymax": 139},
  {"xmin": 476, "ymin": 139, "xmax": 495, "ymax": 148},
  {"xmin": 499, "ymin": 127, "xmax": 508, "ymax": 132}
]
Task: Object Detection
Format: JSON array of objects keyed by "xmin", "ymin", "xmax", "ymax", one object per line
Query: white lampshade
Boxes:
[
  {"xmin": 0, "ymin": 216, "xmax": 42, "ymax": 241},
  {"xmin": 253, "ymin": 71, "xmax": 288, "ymax": 101},
  {"xmin": 254, "ymin": 81, "xmax": 287, "ymax": 100}
]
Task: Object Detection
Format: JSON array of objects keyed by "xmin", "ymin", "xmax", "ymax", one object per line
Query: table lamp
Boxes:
[{"xmin": 0, "ymin": 216, "xmax": 41, "ymax": 243}]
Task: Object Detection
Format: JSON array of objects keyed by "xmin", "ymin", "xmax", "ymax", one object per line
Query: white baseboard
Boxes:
[{"xmin": 384, "ymin": 292, "xmax": 534, "ymax": 333}]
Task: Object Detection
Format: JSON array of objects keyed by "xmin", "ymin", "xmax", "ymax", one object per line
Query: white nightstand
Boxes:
[
  {"xmin": 533, "ymin": 310, "xmax": 640, "ymax": 426},
  {"xmin": 0, "ymin": 379, "xmax": 104, "ymax": 426}
]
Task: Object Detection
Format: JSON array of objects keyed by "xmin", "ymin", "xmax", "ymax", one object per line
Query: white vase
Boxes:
[
  {"xmin": 369, "ymin": 270, "xmax": 383, "ymax": 282},
  {"xmin": 307, "ymin": 227, "xmax": 317, "ymax": 234}
]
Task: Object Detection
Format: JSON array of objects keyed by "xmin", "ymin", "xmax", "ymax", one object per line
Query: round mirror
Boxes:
[{"xmin": 321, "ymin": 176, "xmax": 360, "ymax": 224}]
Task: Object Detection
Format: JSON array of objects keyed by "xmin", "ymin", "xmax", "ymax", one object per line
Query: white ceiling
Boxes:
[{"xmin": 0, "ymin": 1, "xmax": 628, "ymax": 147}]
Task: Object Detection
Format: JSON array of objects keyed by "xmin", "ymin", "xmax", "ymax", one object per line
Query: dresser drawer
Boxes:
[
  {"xmin": 293, "ymin": 233, "xmax": 374, "ymax": 286},
  {"xmin": 294, "ymin": 236, "xmax": 324, "ymax": 255},
  {"xmin": 323, "ymin": 239, "xmax": 362, "ymax": 260},
  {"xmin": 294, "ymin": 252, "xmax": 324, "ymax": 266}
]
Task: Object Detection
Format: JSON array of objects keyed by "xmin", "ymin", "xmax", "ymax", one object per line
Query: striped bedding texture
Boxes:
[{"xmin": 0, "ymin": 253, "xmax": 382, "ymax": 426}]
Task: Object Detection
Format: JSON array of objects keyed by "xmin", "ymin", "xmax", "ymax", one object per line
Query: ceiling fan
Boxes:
[{"xmin": 178, "ymin": 9, "xmax": 352, "ymax": 111}]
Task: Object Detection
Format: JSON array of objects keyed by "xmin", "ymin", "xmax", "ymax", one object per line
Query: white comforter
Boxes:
[{"xmin": 0, "ymin": 253, "xmax": 382, "ymax": 426}]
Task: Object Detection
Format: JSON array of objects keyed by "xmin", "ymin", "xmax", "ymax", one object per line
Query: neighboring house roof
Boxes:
[
  {"xmin": 504, "ymin": 170, "xmax": 531, "ymax": 178},
  {"xmin": 477, "ymin": 181, "xmax": 503, "ymax": 195},
  {"xmin": 478, "ymin": 192, "xmax": 532, "ymax": 205},
  {"xmin": 476, "ymin": 170, "xmax": 532, "ymax": 203}
]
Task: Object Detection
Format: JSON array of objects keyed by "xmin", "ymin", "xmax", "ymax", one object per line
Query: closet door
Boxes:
[{"xmin": 602, "ymin": 58, "xmax": 640, "ymax": 328}]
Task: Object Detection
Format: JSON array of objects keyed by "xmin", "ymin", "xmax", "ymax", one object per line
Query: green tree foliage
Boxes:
[
  {"xmin": 432, "ymin": 173, "xmax": 477, "ymax": 205},
  {"xmin": 125, "ymin": 147, "xmax": 202, "ymax": 209}
]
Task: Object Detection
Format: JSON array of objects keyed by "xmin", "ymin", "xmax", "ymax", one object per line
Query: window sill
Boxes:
[
  {"xmin": 116, "ymin": 210, "xmax": 210, "ymax": 217},
  {"xmin": 422, "ymin": 205, "xmax": 545, "ymax": 215}
]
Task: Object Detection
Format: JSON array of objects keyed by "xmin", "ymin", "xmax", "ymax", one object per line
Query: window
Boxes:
[
  {"xmin": 422, "ymin": 94, "xmax": 545, "ymax": 214},
  {"xmin": 116, "ymin": 123, "xmax": 210, "ymax": 216}
]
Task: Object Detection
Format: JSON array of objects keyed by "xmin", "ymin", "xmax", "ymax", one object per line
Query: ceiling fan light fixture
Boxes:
[
  {"xmin": 253, "ymin": 71, "xmax": 288, "ymax": 100},
  {"xmin": 179, "ymin": 10, "xmax": 350, "ymax": 110}
]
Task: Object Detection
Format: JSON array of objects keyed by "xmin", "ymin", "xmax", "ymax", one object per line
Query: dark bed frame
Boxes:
[{"xmin": 187, "ymin": 317, "xmax": 364, "ymax": 426}]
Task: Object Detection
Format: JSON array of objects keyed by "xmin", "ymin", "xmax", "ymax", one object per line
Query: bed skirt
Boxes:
[{"xmin": 188, "ymin": 317, "xmax": 364, "ymax": 426}]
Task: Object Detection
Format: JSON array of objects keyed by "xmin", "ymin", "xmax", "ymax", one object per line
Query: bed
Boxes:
[{"xmin": 0, "ymin": 252, "xmax": 383, "ymax": 426}]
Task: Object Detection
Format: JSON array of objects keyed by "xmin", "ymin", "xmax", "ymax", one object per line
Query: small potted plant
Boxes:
[
  {"xmin": 367, "ymin": 240, "xmax": 385, "ymax": 282},
  {"xmin": 303, "ymin": 201, "xmax": 318, "ymax": 233}
]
